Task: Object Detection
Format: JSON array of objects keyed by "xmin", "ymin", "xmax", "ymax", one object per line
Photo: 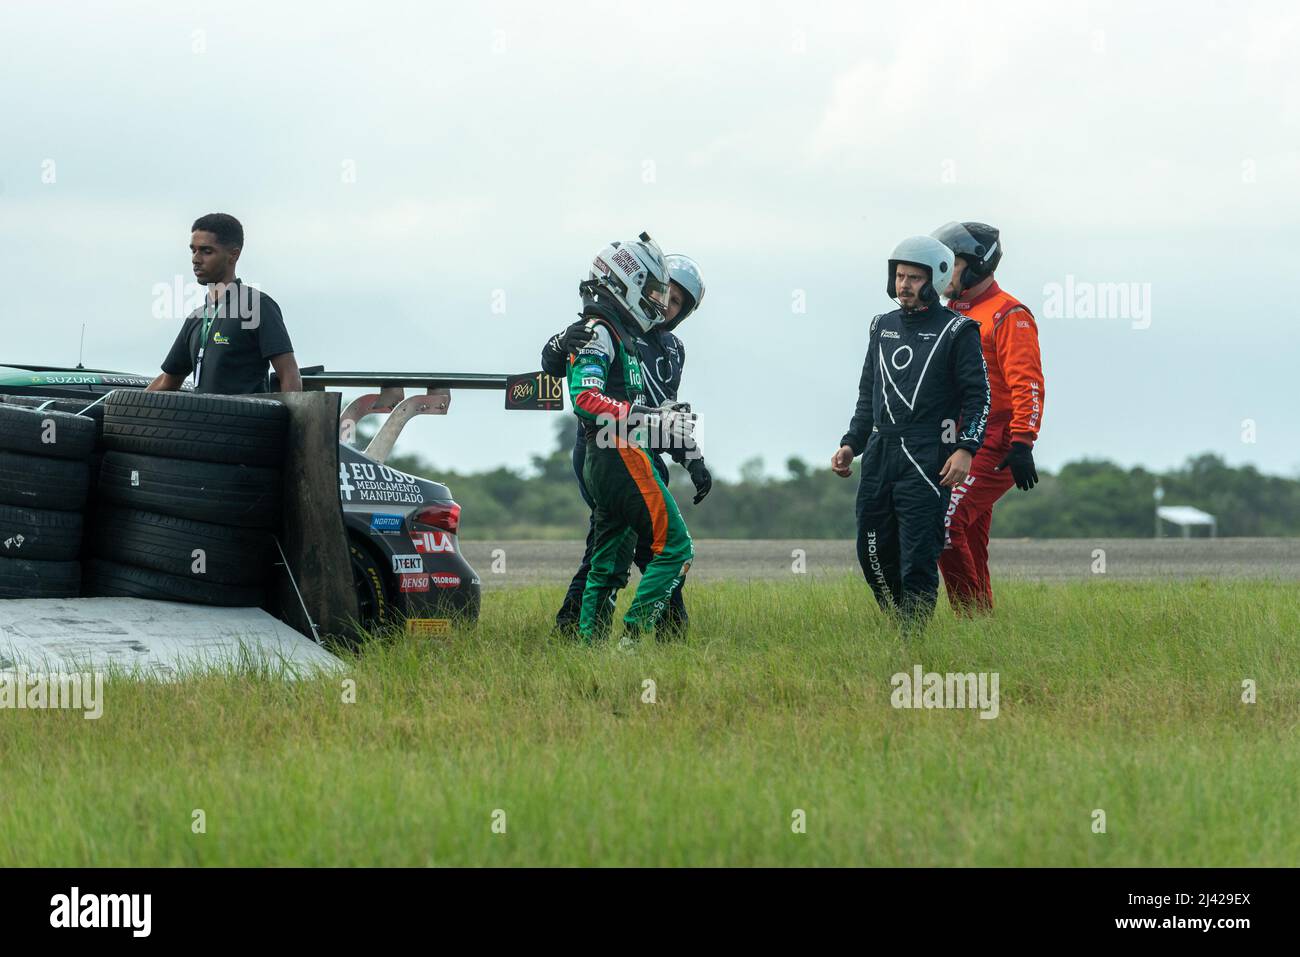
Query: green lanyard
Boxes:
[
  {"xmin": 200, "ymin": 303, "xmax": 219, "ymax": 341},
  {"xmin": 194, "ymin": 300, "xmax": 223, "ymax": 387}
]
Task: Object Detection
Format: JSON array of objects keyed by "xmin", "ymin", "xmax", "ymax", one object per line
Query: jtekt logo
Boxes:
[{"xmin": 49, "ymin": 887, "xmax": 151, "ymax": 938}]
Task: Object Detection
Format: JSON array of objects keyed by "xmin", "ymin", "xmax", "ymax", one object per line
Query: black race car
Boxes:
[{"xmin": 0, "ymin": 362, "xmax": 562, "ymax": 634}]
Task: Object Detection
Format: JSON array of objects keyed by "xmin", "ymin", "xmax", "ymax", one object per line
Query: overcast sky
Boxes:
[{"xmin": 2, "ymin": 0, "xmax": 1296, "ymax": 480}]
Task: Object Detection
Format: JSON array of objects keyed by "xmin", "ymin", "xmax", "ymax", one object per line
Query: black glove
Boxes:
[
  {"xmin": 996, "ymin": 441, "xmax": 1038, "ymax": 491},
  {"xmin": 558, "ymin": 319, "xmax": 597, "ymax": 355},
  {"xmin": 686, "ymin": 458, "xmax": 712, "ymax": 504}
]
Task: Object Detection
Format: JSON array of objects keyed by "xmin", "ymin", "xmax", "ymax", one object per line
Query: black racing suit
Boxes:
[
  {"xmin": 840, "ymin": 301, "xmax": 990, "ymax": 625},
  {"xmin": 541, "ymin": 302, "xmax": 692, "ymax": 635}
]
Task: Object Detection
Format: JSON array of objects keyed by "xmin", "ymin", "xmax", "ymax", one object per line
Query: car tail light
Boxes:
[{"xmin": 413, "ymin": 501, "xmax": 460, "ymax": 534}]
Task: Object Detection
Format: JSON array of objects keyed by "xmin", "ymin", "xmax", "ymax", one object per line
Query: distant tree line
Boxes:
[{"xmin": 381, "ymin": 420, "xmax": 1300, "ymax": 540}]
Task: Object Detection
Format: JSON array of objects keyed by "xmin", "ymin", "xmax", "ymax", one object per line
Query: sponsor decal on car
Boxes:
[
  {"xmin": 100, "ymin": 375, "xmax": 153, "ymax": 387},
  {"xmin": 505, "ymin": 371, "xmax": 565, "ymax": 411},
  {"xmin": 405, "ymin": 618, "xmax": 451, "ymax": 637},
  {"xmin": 391, "ymin": 553, "xmax": 423, "ymax": 573},
  {"xmin": 411, "ymin": 531, "xmax": 455, "ymax": 554},
  {"xmin": 30, "ymin": 374, "xmax": 101, "ymax": 385},
  {"xmin": 399, "ymin": 573, "xmax": 430, "ymax": 593},
  {"xmin": 370, "ymin": 513, "xmax": 404, "ymax": 533},
  {"xmin": 432, "ymin": 573, "xmax": 460, "ymax": 589},
  {"xmin": 339, "ymin": 462, "xmax": 426, "ymax": 505}
]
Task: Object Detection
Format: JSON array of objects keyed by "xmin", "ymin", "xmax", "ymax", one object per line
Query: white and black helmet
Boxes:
[
  {"xmin": 587, "ymin": 232, "xmax": 673, "ymax": 333},
  {"xmin": 887, "ymin": 235, "xmax": 955, "ymax": 305},
  {"xmin": 664, "ymin": 254, "xmax": 705, "ymax": 330}
]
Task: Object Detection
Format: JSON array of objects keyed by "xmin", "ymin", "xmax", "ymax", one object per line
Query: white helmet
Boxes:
[
  {"xmin": 887, "ymin": 235, "xmax": 955, "ymax": 305},
  {"xmin": 588, "ymin": 232, "xmax": 673, "ymax": 333},
  {"xmin": 664, "ymin": 254, "xmax": 705, "ymax": 330}
]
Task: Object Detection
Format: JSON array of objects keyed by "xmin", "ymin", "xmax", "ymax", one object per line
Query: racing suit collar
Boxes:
[
  {"xmin": 947, "ymin": 279, "xmax": 1001, "ymax": 312},
  {"xmin": 901, "ymin": 300, "xmax": 949, "ymax": 323},
  {"xmin": 581, "ymin": 295, "xmax": 637, "ymax": 340}
]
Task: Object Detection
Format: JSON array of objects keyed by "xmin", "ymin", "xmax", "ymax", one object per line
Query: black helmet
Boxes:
[{"xmin": 931, "ymin": 221, "xmax": 1001, "ymax": 292}]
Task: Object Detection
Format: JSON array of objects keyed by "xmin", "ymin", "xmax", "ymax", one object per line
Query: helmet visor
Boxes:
[
  {"xmin": 931, "ymin": 222, "xmax": 995, "ymax": 263},
  {"xmin": 643, "ymin": 273, "xmax": 672, "ymax": 321}
]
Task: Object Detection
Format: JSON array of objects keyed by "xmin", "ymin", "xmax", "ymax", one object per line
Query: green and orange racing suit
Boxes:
[{"xmin": 567, "ymin": 313, "xmax": 694, "ymax": 642}]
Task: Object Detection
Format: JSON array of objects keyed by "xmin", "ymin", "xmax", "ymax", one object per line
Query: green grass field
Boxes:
[{"xmin": 2, "ymin": 578, "xmax": 1297, "ymax": 866}]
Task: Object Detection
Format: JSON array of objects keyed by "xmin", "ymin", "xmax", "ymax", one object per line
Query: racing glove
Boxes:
[
  {"xmin": 996, "ymin": 441, "xmax": 1039, "ymax": 491},
  {"xmin": 629, "ymin": 402, "xmax": 696, "ymax": 449},
  {"xmin": 686, "ymin": 457, "xmax": 712, "ymax": 505},
  {"xmin": 542, "ymin": 320, "xmax": 599, "ymax": 377},
  {"xmin": 558, "ymin": 319, "xmax": 597, "ymax": 355},
  {"xmin": 657, "ymin": 402, "xmax": 696, "ymax": 448}
]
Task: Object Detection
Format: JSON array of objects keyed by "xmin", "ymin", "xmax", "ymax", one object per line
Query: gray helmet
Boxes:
[
  {"xmin": 664, "ymin": 254, "xmax": 705, "ymax": 330},
  {"xmin": 887, "ymin": 235, "xmax": 955, "ymax": 305}
]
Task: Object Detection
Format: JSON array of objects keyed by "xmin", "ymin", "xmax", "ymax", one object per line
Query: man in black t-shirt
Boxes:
[{"xmin": 148, "ymin": 213, "xmax": 301, "ymax": 395}]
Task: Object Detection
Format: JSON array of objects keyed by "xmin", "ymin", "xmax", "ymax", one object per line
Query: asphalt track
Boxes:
[{"xmin": 461, "ymin": 538, "xmax": 1300, "ymax": 589}]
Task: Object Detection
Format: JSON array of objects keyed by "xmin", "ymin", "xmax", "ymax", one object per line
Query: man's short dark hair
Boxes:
[{"xmin": 192, "ymin": 213, "xmax": 244, "ymax": 249}]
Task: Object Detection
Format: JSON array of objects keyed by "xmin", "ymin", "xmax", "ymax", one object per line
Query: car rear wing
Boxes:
[{"xmin": 297, "ymin": 367, "xmax": 564, "ymax": 463}]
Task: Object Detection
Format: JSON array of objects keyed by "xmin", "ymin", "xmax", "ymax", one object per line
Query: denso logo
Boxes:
[{"xmin": 411, "ymin": 531, "xmax": 455, "ymax": 554}]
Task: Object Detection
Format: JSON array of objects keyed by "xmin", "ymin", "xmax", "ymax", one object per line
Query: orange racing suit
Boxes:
[{"xmin": 938, "ymin": 279, "xmax": 1045, "ymax": 612}]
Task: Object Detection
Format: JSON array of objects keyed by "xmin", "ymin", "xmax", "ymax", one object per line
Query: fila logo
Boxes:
[{"xmin": 411, "ymin": 531, "xmax": 455, "ymax": 554}]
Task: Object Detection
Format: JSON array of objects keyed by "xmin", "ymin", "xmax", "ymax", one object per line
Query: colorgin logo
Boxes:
[
  {"xmin": 50, "ymin": 887, "xmax": 151, "ymax": 937},
  {"xmin": 890, "ymin": 665, "xmax": 1000, "ymax": 719}
]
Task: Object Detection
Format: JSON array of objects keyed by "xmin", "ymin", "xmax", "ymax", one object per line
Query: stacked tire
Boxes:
[
  {"xmin": 84, "ymin": 391, "xmax": 289, "ymax": 607},
  {"xmin": 0, "ymin": 402, "xmax": 97, "ymax": 598}
]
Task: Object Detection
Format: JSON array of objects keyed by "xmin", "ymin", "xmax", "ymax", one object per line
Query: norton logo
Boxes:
[
  {"xmin": 50, "ymin": 887, "xmax": 151, "ymax": 937},
  {"xmin": 212, "ymin": 332, "xmax": 230, "ymax": 344}
]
